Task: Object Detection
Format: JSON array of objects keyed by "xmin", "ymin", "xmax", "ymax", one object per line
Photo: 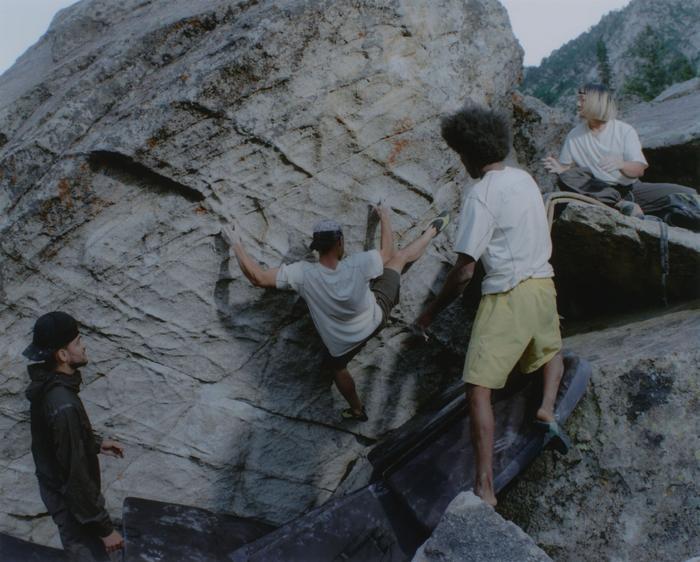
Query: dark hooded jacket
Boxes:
[{"xmin": 26, "ymin": 364, "xmax": 113, "ymax": 537}]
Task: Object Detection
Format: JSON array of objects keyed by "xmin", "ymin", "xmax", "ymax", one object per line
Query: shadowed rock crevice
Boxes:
[
  {"xmin": 641, "ymin": 142, "xmax": 700, "ymax": 188},
  {"xmin": 88, "ymin": 150, "xmax": 206, "ymax": 202}
]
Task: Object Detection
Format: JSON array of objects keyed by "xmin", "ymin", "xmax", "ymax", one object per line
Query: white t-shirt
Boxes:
[
  {"xmin": 276, "ymin": 250, "xmax": 384, "ymax": 357},
  {"xmin": 454, "ymin": 166, "xmax": 554, "ymax": 295},
  {"xmin": 559, "ymin": 119, "xmax": 648, "ymax": 186}
]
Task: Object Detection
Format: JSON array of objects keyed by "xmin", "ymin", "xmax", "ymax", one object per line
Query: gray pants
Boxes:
[
  {"xmin": 39, "ymin": 483, "xmax": 110, "ymax": 562},
  {"xmin": 630, "ymin": 181, "xmax": 698, "ymax": 215},
  {"xmin": 558, "ymin": 167, "xmax": 697, "ymax": 214}
]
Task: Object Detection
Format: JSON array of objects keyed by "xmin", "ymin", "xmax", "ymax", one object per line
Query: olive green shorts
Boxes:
[{"xmin": 463, "ymin": 277, "xmax": 562, "ymax": 389}]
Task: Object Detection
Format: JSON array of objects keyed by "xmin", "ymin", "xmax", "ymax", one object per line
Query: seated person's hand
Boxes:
[{"xmin": 542, "ymin": 156, "xmax": 567, "ymax": 174}]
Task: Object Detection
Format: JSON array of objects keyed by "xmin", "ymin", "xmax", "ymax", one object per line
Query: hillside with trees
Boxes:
[{"xmin": 521, "ymin": 0, "xmax": 700, "ymax": 109}]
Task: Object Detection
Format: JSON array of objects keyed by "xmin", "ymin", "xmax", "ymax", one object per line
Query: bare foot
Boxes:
[
  {"xmin": 474, "ymin": 472, "xmax": 497, "ymax": 507},
  {"xmin": 536, "ymin": 407, "xmax": 555, "ymax": 423},
  {"xmin": 474, "ymin": 484, "xmax": 497, "ymax": 507}
]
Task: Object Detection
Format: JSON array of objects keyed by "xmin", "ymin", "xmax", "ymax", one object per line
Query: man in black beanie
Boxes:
[{"xmin": 23, "ymin": 311, "xmax": 124, "ymax": 561}]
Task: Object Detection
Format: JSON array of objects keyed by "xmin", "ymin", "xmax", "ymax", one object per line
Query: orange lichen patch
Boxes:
[
  {"xmin": 387, "ymin": 138, "xmax": 410, "ymax": 166},
  {"xmin": 195, "ymin": 205, "xmax": 207, "ymax": 215},
  {"xmin": 393, "ymin": 118, "xmax": 413, "ymax": 135},
  {"xmin": 58, "ymin": 178, "xmax": 73, "ymax": 209}
]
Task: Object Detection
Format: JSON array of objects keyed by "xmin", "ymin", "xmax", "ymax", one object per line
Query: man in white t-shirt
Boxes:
[
  {"xmin": 415, "ymin": 105, "xmax": 567, "ymax": 507},
  {"xmin": 222, "ymin": 206, "xmax": 449, "ymax": 422}
]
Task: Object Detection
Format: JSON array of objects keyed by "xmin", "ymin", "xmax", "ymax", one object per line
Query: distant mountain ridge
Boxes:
[{"xmin": 521, "ymin": 0, "xmax": 700, "ymax": 109}]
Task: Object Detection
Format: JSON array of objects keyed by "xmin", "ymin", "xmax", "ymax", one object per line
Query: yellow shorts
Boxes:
[{"xmin": 463, "ymin": 277, "xmax": 562, "ymax": 389}]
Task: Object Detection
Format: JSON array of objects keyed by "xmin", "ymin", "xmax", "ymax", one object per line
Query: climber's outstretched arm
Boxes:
[{"xmin": 222, "ymin": 226, "xmax": 278, "ymax": 289}]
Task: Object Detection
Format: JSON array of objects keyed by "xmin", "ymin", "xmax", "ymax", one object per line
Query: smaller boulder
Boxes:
[
  {"xmin": 412, "ymin": 491, "xmax": 552, "ymax": 562},
  {"xmin": 551, "ymin": 203, "xmax": 700, "ymax": 318},
  {"xmin": 624, "ymin": 79, "xmax": 700, "ymax": 188}
]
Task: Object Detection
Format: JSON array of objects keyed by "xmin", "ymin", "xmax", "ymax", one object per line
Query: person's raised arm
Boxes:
[
  {"xmin": 414, "ymin": 253, "xmax": 476, "ymax": 332},
  {"xmin": 222, "ymin": 225, "xmax": 279, "ymax": 288},
  {"xmin": 374, "ymin": 202, "xmax": 395, "ymax": 265}
]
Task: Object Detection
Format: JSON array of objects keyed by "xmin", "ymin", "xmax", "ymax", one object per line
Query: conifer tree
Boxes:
[{"xmin": 596, "ymin": 39, "xmax": 612, "ymax": 88}]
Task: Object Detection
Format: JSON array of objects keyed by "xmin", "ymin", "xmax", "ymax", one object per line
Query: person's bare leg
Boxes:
[
  {"xmin": 385, "ymin": 226, "xmax": 437, "ymax": 273},
  {"xmin": 333, "ymin": 368, "xmax": 363, "ymax": 413},
  {"xmin": 537, "ymin": 352, "xmax": 564, "ymax": 423},
  {"xmin": 469, "ymin": 384, "xmax": 497, "ymax": 507}
]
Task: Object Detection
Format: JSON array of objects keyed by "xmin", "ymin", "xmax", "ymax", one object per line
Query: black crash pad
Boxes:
[
  {"xmin": 381, "ymin": 353, "xmax": 591, "ymax": 529},
  {"xmin": 122, "ymin": 497, "xmax": 273, "ymax": 562},
  {"xmin": 230, "ymin": 482, "xmax": 427, "ymax": 562},
  {"xmin": 232, "ymin": 352, "xmax": 590, "ymax": 561},
  {"xmin": 0, "ymin": 533, "xmax": 64, "ymax": 562}
]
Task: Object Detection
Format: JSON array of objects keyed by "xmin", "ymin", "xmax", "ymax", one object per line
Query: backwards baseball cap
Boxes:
[
  {"xmin": 22, "ymin": 311, "xmax": 79, "ymax": 362},
  {"xmin": 310, "ymin": 219, "xmax": 343, "ymax": 251}
]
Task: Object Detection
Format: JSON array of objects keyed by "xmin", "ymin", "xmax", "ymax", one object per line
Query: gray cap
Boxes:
[
  {"xmin": 310, "ymin": 219, "xmax": 343, "ymax": 251},
  {"xmin": 312, "ymin": 219, "xmax": 342, "ymax": 234}
]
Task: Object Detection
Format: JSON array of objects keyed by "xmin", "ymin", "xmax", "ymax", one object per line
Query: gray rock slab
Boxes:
[
  {"xmin": 624, "ymin": 88, "xmax": 700, "ymax": 150},
  {"xmin": 498, "ymin": 308, "xmax": 700, "ymax": 562},
  {"xmin": 653, "ymin": 77, "xmax": 700, "ymax": 103},
  {"xmin": 624, "ymin": 81, "xmax": 700, "ymax": 187},
  {"xmin": 412, "ymin": 491, "xmax": 552, "ymax": 562}
]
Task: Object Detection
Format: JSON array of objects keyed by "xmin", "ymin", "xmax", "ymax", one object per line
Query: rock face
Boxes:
[
  {"xmin": 624, "ymin": 79, "xmax": 700, "ymax": 188},
  {"xmin": 551, "ymin": 203, "xmax": 700, "ymax": 319},
  {"xmin": 511, "ymin": 93, "xmax": 574, "ymax": 193},
  {"xmin": 413, "ymin": 491, "xmax": 552, "ymax": 562},
  {"xmin": 0, "ymin": 0, "xmax": 523, "ymax": 546},
  {"xmin": 499, "ymin": 308, "xmax": 700, "ymax": 562}
]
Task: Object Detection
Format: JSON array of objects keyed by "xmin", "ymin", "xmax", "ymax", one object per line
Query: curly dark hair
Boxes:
[{"xmin": 440, "ymin": 105, "xmax": 511, "ymax": 172}]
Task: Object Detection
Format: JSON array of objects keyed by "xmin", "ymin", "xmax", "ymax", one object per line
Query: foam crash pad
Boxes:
[
  {"xmin": 234, "ymin": 353, "xmax": 590, "ymax": 561},
  {"xmin": 230, "ymin": 482, "xmax": 427, "ymax": 562},
  {"xmin": 379, "ymin": 353, "xmax": 591, "ymax": 529},
  {"xmin": 0, "ymin": 533, "xmax": 64, "ymax": 562},
  {"xmin": 122, "ymin": 497, "xmax": 274, "ymax": 562}
]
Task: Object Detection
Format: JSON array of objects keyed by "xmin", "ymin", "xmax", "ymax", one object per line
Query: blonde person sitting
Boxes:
[{"xmin": 543, "ymin": 83, "xmax": 697, "ymax": 223}]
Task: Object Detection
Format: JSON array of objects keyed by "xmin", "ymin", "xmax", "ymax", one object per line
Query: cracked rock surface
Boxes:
[
  {"xmin": 0, "ymin": 0, "xmax": 523, "ymax": 546},
  {"xmin": 499, "ymin": 308, "xmax": 700, "ymax": 562}
]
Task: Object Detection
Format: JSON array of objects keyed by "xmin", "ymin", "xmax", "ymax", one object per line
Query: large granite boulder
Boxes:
[
  {"xmin": 499, "ymin": 308, "xmax": 700, "ymax": 562},
  {"xmin": 413, "ymin": 491, "xmax": 552, "ymax": 562},
  {"xmin": 0, "ymin": 0, "xmax": 523, "ymax": 546},
  {"xmin": 624, "ymin": 78, "xmax": 700, "ymax": 188}
]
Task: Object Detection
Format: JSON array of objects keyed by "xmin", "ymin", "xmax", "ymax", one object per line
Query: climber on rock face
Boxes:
[
  {"xmin": 23, "ymin": 311, "xmax": 125, "ymax": 561},
  {"xmin": 414, "ymin": 105, "xmax": 567, "ymax": 507},
  {"xmin": 222, "ymin": 205, "xmax": 449, "ymax": 422}
]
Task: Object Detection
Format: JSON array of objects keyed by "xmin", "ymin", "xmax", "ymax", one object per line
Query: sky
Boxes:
[{"xmin": 0, "ymin": 0, "xmax": 633, "ymax": 75}]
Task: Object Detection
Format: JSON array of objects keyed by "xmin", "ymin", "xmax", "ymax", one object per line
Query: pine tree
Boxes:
[
  {"xmin": 596, "ymin": 39, "xmax": 612, "ymax": 88},
  {"xmin": 623, "ymin": 25, "xmax": 697, "ymax": 100}
]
